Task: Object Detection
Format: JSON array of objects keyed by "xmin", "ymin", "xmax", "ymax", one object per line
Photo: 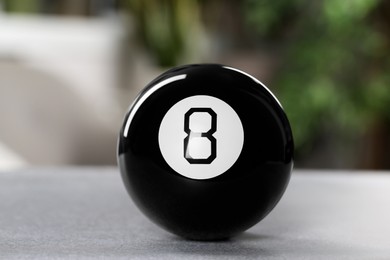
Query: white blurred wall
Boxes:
[{"xmin": 0, "ymin": 13, "xmax": 126, "ymax": 169}]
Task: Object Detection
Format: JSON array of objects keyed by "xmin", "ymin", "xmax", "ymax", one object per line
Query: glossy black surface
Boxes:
[{"xmin": 118, "ymin": 64, "xmax": 294, "ymax": 240}]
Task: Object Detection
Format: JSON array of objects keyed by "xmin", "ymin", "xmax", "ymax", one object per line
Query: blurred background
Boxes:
[{"xmin": 0, "ymin": 0, "xmax": 389, "ymax": 170}]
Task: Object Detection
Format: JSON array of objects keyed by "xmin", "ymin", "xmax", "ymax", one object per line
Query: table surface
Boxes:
[{"xmin": 1, "ymin": 168, "xmax": 390, "ymax": 259}]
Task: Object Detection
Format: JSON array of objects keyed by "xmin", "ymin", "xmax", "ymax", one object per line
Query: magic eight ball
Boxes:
[{"xmin": 118, "ymin": 64, "xmax": 293, "ymax": 240}]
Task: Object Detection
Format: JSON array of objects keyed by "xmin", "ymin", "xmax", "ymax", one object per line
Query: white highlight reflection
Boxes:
[
  {"xmin": 222, "ymin": 66, "xmax": 283, "ymax": 108},
  {"xmin": 123, "ymin": 74, "xmax": 187, "ymax": 137}
]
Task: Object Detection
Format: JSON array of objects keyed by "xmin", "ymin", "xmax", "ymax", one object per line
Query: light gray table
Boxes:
[{"xmin": 1, "ymin": 168, "xmax": 389, "ymax": 259}]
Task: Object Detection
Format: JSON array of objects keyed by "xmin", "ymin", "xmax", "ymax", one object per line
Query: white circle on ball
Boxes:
[{"xmin": 158, "ymin": 95, "xmax": 244, "ymax": 180}]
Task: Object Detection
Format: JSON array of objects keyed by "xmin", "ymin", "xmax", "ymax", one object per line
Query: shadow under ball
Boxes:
[{"xmin": 118, "ymin": 64, "xmax": 294, "ymax": 241}]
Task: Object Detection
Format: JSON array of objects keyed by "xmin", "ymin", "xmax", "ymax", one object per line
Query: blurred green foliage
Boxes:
[
  {"xmin": 3, "ymin": 0, "xmax": 40, "ymax": 13},
  {"xmin": 124, "ymin": 0, "xmax": 201, "ymax": 67},
  {"xmin": 244, "ymin": 0, "xmax": 390, "ymax": 153}
]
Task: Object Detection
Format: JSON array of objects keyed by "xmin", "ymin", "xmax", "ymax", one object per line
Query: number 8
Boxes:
[{"xmin": 184, "ymin": 108, "xmax": 217, "ymax": 164}]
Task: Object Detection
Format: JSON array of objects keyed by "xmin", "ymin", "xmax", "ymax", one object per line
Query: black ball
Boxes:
[{"xmin": 118, "ymin": 64, "xmax": 293, "ymax": 240}]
